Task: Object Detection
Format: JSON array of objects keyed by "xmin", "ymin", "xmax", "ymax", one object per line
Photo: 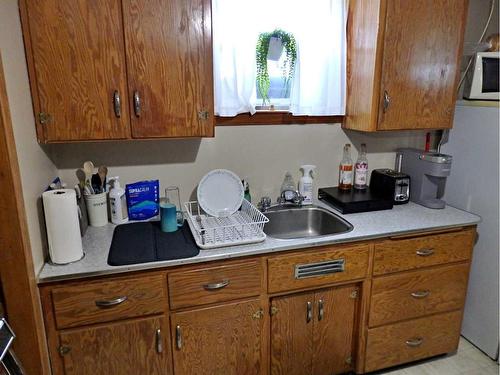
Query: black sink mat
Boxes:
[{"xmin": 108, "ymin": 221, "xmax": 199, "ymax": 266}]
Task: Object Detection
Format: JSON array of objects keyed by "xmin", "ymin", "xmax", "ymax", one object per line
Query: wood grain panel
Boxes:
[
  {"xmin": 0, "ymin": 53, "xmax": 50, "ymax": 374},
  {"xmin": 313, "ymin": 285, "xmax": 358, "ymax": 375},
  {"xmin": 52, "ymin": 275, "xmax": 166, "ymax": 329},
  {"xmin": 373, "ymin": 228, "xmax": 475, "ymax": 275},
  {"xmin": 23, "ymin": 0, "xmax": 131, "ymax": 141},
  {"xmin": 365, "ymin": 311, "xmax": 462, "ymax": 372},
  {"xmin": 168, "ymin": 260, "xmax": 262, "ymax": 309},
  {"xmin": 344, "ymin": 0, "xmax": 384, "ymax": 132},
  {"xmin": 60, "ymin": 316, "xmax": 170, "ymax": 375},
  {"xmin": 171, "ymin": 299, "xmax": 263, "ymax": 375},
  {"xmin": 267, "ymin": 244, "xmax": 370, "ymax": 293},
  {"xmin": 377, "ymin": 0, "xmax": 468, "ymax": 130},
  {"xmin": 270, "ymin": 292, "xmax": 314, "ymax": 375},
  {"xmin": 369, "ymin": 263, "xmax": 469, "ymax": 327},
  {"xmin": 123, "ymin": 0, "xmax": 214, "ymax": 138},
  {"xmin": 217, "ymin": 113, "xmax": 343, "ymax": 125}
]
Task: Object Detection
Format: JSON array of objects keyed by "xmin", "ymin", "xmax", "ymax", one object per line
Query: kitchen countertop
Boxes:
[{"xmin": 37, "ymin": 202, "xmax": 480, "ymax": 283}]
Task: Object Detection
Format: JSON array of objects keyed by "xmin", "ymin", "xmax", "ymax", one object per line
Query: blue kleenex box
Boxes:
[{"xmin": 125, "ymin": 180, "xmax": 159, "ymax": 220}]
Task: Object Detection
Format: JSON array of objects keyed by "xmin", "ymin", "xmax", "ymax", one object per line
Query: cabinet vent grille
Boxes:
[{"xmin": 294, "ymin": 259, "xmax": 345, "ymax": 279}]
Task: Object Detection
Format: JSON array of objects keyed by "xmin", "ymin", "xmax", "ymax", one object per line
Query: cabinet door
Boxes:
[
  {"xmin": 312, "ymin": 285, "xmax": 359, "ymax": 375},
  {"xmin": 59, "ymin": 316, "xmax": 170, "ymax": 375},
  {"xmin": 270, "ymin": 292, "xmax": 315, "ymax": 375},
  {"xmin": 171, "ymin": 299, "xmax": 263, "ymax": 375},
  {"xmin": 123, "ymin": 0, "xmax": 214, "ymax": 138},
  {"xmin": 23, "ymin": 0, "xmax": 131, "ymax": 141},
  {"xmin": 377, "ymin": 0, "xmax": 467, "ymax": 130}
]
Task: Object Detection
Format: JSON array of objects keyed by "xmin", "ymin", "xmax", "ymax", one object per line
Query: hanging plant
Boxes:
[{"xmin": 256, "ymin": 29, "xmax": 297, "ymax": 105}]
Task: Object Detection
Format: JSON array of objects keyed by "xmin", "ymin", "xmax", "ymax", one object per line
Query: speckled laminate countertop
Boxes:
[{"xmin": 37, "ymin": 202, "xmax": 480, "ymax": 283}]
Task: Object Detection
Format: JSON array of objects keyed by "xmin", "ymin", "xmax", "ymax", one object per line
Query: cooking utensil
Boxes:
[
  {"xmin": 76, "ymin": 168, "xmax": 86, "ymax": 189},
  {"xmin": 98, "ymin": 165, "xmax": 108, "ymax": 191},
  {"xmin": 196, "ymin": 215, "xmax": 205, "ymax": 245},
  {"xmin": 83, "ymin": 160, "xmax": 94, "ymax": 187},
  {"xmin": 197, "ymin": 169, "xmax": 244, "ymax": 217}
]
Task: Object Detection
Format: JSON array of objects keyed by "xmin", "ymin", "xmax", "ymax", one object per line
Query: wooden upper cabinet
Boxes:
[
  {"xmin": 21, "ymin": 0, "xmax": 131, "ymax": 142},
  {"xmin": 20, "ymin": 0, "xmax": 214, "ymax": 142},
  {"xmin": 122, "ymin": 0, "xmax": 214, "ymax": 138},
  {"xmin": 345, "ymin": 0, "xmax": 468, "ymax": 131}
]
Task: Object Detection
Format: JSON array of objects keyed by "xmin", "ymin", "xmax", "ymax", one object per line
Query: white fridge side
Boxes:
[{"xmin": 442, "ymin": 104, "xmax": 499, "ymax": 360}]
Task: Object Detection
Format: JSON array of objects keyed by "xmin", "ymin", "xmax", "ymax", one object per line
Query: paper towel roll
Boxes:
[{"xmin": 42, "ymin": 189, "xmax": 84, "ymax": 264}]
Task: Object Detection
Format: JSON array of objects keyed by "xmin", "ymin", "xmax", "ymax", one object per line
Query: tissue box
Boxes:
[{"xmin": 125, "ymin": 180, "xmax": 159, "ymax": 220}]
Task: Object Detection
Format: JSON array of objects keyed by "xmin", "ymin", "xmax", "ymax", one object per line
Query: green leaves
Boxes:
[{"xmin": 256, "ymin": 29, "xmax": 297, "ymax": 105}]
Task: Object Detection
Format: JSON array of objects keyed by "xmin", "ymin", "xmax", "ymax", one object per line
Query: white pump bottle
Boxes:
[
  {"xmin": 109, "ymin": 177, "xmax": 129, "ymax": 224},
  {"xmin": 298, "ymin": 165, "xmax": 316, "ymax": 205}
]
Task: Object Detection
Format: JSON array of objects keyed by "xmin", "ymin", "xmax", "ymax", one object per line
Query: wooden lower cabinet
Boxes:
[
  {"xmin": 270, "ymin": 284, "xmax": 359, "ymax": 375},
  {"xmin": 170, "ymin": 299, "xmax": 264, "ymax": 375},
  {"xmin": 59, "ymin": 316, "xmax": 171, "ymax": 375}
]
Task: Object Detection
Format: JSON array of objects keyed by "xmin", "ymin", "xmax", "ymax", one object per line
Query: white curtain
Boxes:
[{"xmin": 213, "ymin": 0, "xmax": 347, "ymax": 116}]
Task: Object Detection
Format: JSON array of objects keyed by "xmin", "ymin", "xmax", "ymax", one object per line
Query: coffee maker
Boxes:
[{"xmin": 396, "ymin": 148, "xmax": 452, "ymax": 209}]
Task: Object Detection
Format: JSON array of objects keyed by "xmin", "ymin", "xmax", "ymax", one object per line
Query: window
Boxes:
[{"xmin": 213, "ymin": 0, "xmax": 347, "ymax": 118}]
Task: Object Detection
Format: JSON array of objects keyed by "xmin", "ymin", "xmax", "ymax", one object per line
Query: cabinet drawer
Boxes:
[
  {"xmin": 365, "ymin": 311, "xmax": 462, "ymax": 373},
  {"xmin": 52, "ymin": 275, "xmax": 167, "ymax": 329},
  {"xmin": 267, "ymin": 244, "xmax": 370, "ymax": 293},
  {"xmin": 168, "ymin": 260, "xmax": 263, "ymax": 309},
  {"xmin": 369, "ymin": 263, "xmax": 469, "ymax": 327},
  {"xmin": 373, "ymin": 228, "xmax": 474, "ymax": 275}
]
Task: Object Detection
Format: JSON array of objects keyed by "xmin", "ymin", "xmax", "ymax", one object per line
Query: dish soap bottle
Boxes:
[
  {"xmin": 109, "ymin": 177, "xmax": 128, "ymax": 224},
  {"xmin": 280, "ymin": 172, "xmax": 296, "ymax": 201},
  {"xmin": 354, "ymin": 143, "xmax": 368, "ymax": 190},
  {"xmin": 299, "ymin": 165, "xmax": 316, "ymax": 205},
  {"xmin": 339, "ymin": 144, "xmax": 353, "ymax": 191}
]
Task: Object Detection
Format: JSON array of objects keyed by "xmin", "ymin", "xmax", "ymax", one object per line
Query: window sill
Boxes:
[{"xmin": 216, "ymin": 112, "xmax": 344, "ymax": 126}]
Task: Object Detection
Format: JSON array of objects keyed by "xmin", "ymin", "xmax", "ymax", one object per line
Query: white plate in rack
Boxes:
[{"xmin": 197, "ymin": 169, "xmax": 244, "ymax": 217}]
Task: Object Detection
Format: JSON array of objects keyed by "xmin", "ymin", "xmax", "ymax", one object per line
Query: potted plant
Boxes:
[{"xmin": 256, "ymin": 29, "xmax": 297, "ymax": 105}]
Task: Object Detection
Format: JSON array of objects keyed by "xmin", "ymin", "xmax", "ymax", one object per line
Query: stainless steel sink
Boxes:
[{"xmin": 263, "ymin": 205, "xmax": 353, "ymax": 239}]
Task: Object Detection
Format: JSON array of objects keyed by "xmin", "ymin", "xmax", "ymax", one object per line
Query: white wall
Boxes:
[
  {"xmin": 0, "ymin": 0, "xmax": 58, "ymax": 274},
  {"xmin": 54, "ymin": 125, "xmax": 424, "ymax": 204}
]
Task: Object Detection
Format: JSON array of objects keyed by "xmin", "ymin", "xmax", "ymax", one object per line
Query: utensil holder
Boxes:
[{"xmin": 84, "ymin": 192, "xmax": 108, "ymax": 227}]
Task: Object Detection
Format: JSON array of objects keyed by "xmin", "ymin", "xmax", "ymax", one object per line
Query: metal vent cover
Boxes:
[{"xmin": 294, "ymin": 258, "xmax": 345, "ymax": 279}]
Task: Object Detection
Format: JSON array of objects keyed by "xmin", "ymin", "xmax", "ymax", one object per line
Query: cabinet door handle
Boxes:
[
  {"xmin": 175, "ymin": 325, "xmax": 182, "ymax": 350},
  {"xmin": 113, "ymin": 90, "xmax": 121, "ymax": 118},
  {"xmin": 383, "ymin": 90, "xmax": 390, "ymax": 113},
  {"xmin": 133, "ymin": 90, "xmax": 141, "ymax": 117},
  {"xmin": 306, "ymin": 301, "xmax": 312, "ymax": 323},
  {"xmin": 203, "ymin": 280, "xmax": 229, "ymax": 290},
  {"xmin": 416, "ymin": 248, "xmax": 434, "ymax": 257},
  {"xmin": 406, "ymin": 337, "xmax": 424, "ymax": 347},
  {"xmin": 156, "ymin": 329, "xmax": 163, "ymax": 353},
  {"xmin": 318, "ymin": 299, "xmax": 324, "ymax": 321},
  {"xmin": 95, "ymin": 296, "xmax": 127, "ymax": 308},
  {"xmin": 411, "ymin": 290, "xmax": 430, "ymax": 299}
]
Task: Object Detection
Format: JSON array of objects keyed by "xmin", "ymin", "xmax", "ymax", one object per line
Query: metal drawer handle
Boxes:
[
  {"xmin": 416, "ymin": 248, "xmax": 434, "ymax": 257},
  {"xmin": 318, "ymin": 299, "xmax": 324, "ymax": 321},
  {"xmin": 306, "ymin": 301, "xmax": 312, "ymax": 323},
  {"xmin": 383, "ymin": 90, "xmax": 391, "ymax": 113},
  {"xmin": 133, "ymin": 90, "xmax": 141, "ymax": 117},
  {"xmin": 411, "ymin": 290, "xmax": 430, "ymax": 299},
  {"xmin": 113, "ymin": 90, "xmax": 121, "ymax": 118},
  {"xmin": 203, "ymin": 280, "xmax": 230, "ymax": 291},
  {"xmin": 95, "ymin": 296, "xmax": 127, "ymax": 308},
  {"xmin": 156, "ymin": 329, "xmax": 163, "ymax": 353},
  {"xmin": 406, "ymin": 337, "xmax": 424, "ymax": 347},
  {"xmin": 176, "ymin": 325, "xmax": 182, "ymax": 350}
]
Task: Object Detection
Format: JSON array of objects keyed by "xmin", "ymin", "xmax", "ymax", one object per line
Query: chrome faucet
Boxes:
[{"xmin": 258, "ymin": 190, "xmax": 304, "ymax": 212}]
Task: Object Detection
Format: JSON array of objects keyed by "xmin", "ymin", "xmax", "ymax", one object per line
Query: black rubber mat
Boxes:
[{"xmin": 108, "ymin": 221, "xmax": 199, "ymax": 266}]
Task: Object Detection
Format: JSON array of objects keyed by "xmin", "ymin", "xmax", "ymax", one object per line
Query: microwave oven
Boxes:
[{"xmin": 463, "ymin": 52, "xmax": 499, "ymax": 100}]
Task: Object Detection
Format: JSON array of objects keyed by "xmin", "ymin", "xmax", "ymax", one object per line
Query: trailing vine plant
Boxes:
[{"xmin": 256, "ymin": 29, "xmax": 297, "ymax": 105}]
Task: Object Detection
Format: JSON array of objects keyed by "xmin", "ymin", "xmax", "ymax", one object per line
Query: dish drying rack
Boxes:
[{"xmin": 184, "ymin": 199, "xmax": 269, "ymax": 249}]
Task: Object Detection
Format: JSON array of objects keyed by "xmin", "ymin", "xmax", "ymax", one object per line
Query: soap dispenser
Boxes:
[
  {"xmin": 299, "ymin": 165, "xmax": 316, "ymax": 205},
  {"xmin": 109, "ymin": 177, "xmax": 128, "ymax": 224}
]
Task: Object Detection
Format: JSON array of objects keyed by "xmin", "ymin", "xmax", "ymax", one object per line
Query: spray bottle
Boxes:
[{"xmin": 298, "ymin": 165, "xmax": 316, "ymax": 205}]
